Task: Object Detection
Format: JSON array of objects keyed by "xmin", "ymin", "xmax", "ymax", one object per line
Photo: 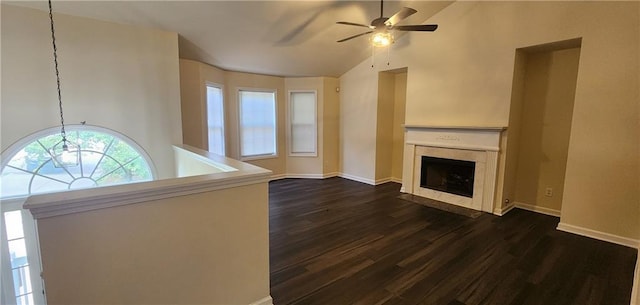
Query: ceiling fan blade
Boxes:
[
  {"xmin": 336, "ymin": 21, "xmax": 374, "ymax": 29},
  {"xmin": 337, "ymin": 31, "xmax": 373, "ymax": 42},
  {"xmin": 393, "ymin": 24, "xmax": 438, "ymax": 31},
  {"xmin": 384, "ymin": 7, "xmax": 417, "ymax": 26}
]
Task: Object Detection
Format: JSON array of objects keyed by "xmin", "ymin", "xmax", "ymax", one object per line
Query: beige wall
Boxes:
[
  {"xmin": 339, "ymin": 59, "xmax": 379, "ymax": 183},
  {"xmin": 340, "ymin": 1, "xmax": 639, "ymax": 240},
  {"xmin": 179, "ymin": 59, "xmax": 206, "ymax": 149},
  {"xmin": 179, "ymin": 59, "xmax": 226, "ymax": 151},
  {"xmin": 180, "ymin": 60, "xmax": 341, "ymax": 178},
  {"xmin": 391, "ymin": 72, "xmax": 407, "ymax": 182},
  {"xmin": 514, "ymin": 48, "xmax": 580, "ymax": 212},
  {"xmin": 375, "ymin": 72, "xmax": 395, "ymax": 181},
  {"xmin": 35, "ymin": 182, "xmax": 270, "ymax": 304},
  {"xmin": 500, "ymin": 51, "xmax": 528, "ymax": 209},
  {"xmin": 323, "ymin": 78, "xmax": 340, "ymax": 176},
  {"xmin": 178, "ymin": 60, "xmax": 287, "ymax": 176},
  {"xmin": 342, "ymin": 67, "xmax": 406, "ymax": 184},
  {"xmin": 1, "ymin": 4, "xmax": 183, "ymax": 179}
]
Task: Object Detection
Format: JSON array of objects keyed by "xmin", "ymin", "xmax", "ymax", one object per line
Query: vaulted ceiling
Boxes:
[{"xmin": 8, "ymin": 1, "xmax": 453, "ymax": 77}]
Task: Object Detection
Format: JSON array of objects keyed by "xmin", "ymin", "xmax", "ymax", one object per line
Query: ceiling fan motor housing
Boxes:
[{"xmin": 371, "ymin": 17, "xmax": 390, "ymax": 29}]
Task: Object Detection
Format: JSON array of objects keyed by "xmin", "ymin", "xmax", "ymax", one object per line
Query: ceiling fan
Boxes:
[{"xmin": 336, "ymin": 0, "xmax": 438, "ymax": 46}]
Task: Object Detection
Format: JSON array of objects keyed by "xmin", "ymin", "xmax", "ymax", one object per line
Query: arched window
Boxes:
[
  {"xmin": 0, "ymin": 125, "xmax": 156, "ymax": 305},
  {"xmin": 1, "ymin": 125, "xmax": 156, "ymax": 198}
]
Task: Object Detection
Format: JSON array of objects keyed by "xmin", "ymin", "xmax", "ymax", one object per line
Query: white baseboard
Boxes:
[
  {"xmin": 270, "ymin": 174, "xmax": 287, "ymax": 181},
  {"xmin": 285, "ymin": 173, "xmax": 326, "ymax": 179},
  {"xmin": 322, "ymin": 172, "xmax": 339, "ymax": 178},
  {"xmin": 338, "ymin": 173, "xmax": 375, "ymax": 185},
  {"xmin": 249, "ymin": 295, "xmax": 273, "ymax": 305},
  {"xmin": 493, "ymin": 203, "xmax": 515, "ymax": 216},
  {"xmin": 372, "ymin": 177, "xmax": 403, "ymax": 185},
  {"xmin": 557, "ymin": 222, "xmax": 640, "ymax": 248},
  {"xmin": 514, "ymin": 201, "xmax": 561, "ymax": 217},
  {"xmin": 375, "ymin": 177, "xmax": 391, "ymax": 185},
  {"xmin": 271, "ymin": 172, "xmax": 338, "ymax": 181},
  {"xmin": 272, "ymin": 173, "xmax": 395, "ymax": 185}
]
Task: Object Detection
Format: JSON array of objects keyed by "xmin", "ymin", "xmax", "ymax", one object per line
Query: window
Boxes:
[
  {"xmin": 289, "ymin": 91, "xmax": 317, "ymax": 156},
  {"xmin": 206, "ymin": 85, "xmax": 225, "ymax": 156},
  {"xmin": 1, "ymin": 126, "xmax": 155, "ymax": 197},
  {"xmin": 2, "ymin": 206, "xmax": 38, "ymax": 305},
  {"xmin": 0, "ymin": 125, "xmax": 156, "ymax": 305},
  {"xmin": 238, "ymin": 90, "xmax": 277, "ymax": 159}
]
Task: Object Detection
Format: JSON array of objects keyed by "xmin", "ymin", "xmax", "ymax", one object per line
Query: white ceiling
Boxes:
[{"xmin": 7, "ymin": 0, "xmax": 452, "ymax": 77}]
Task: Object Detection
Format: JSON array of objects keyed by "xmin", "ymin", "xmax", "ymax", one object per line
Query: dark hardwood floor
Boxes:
[{"xmin": 268, "ymin": 177, "xmax": 637, "ymax": 305}]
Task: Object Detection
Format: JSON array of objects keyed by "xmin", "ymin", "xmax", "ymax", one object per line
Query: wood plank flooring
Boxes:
[{"xmin": 268, "ymin": 178, "xmax": 637, "ymax": 305}]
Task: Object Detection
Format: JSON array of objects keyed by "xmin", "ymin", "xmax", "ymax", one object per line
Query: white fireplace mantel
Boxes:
[{"xmin": 401, "ymin": 125, "xmax": 506, "ymax": 214}]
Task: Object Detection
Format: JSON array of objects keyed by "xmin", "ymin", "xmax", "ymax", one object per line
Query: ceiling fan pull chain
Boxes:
[
  {"xmin": 387, "ymin": 45, "xmax": 390, "ymax": 66},
  {"xmin": 371, "ymin": 44, "xmax": 375, "ymax": 68}
]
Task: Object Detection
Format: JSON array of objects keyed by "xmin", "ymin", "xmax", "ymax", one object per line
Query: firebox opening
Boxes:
[{"xmin": 420, "ymin": 156, "xmax": 475, "ymax": 198}]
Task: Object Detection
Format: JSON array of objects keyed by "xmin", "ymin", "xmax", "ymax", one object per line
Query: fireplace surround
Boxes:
[{"xmin": 401, "ymin": 126, "xmax": 505, "ymax": 213}]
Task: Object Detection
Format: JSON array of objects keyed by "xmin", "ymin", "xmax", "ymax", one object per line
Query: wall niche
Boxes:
[{"xmin": 502, "ymin": 38, "xmax": 582, "ymax": 216}]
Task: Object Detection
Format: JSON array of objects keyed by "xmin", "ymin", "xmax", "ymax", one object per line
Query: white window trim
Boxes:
[
  {"xmin": 237, "ymin": 88, "xmax": 278, "ymax": 161},
  {"xmin": 287, "ymin": 90, "xmax": 318, "ymax": 157},
  {"xmin": 0, "ymin": 124, "xmax": 158, "ymax": 179},
  {"xmin": 205, "ymin": 82, "xmax": 226, "ymax": 156},
  {"xmin": 0, "ymin": 197, "xmax": 45, "ymax": 305}
]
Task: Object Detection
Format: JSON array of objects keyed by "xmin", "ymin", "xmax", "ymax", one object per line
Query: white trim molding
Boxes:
[
  {"xmin": 270, "ymin": 172, "xmax": 339, "ymax": 181},
  {"xmin": 286, "ymin": 174, "xmax": 323, "ymax": 179},
  {"xmin": 249, "ymin": 295, "xmax": 273, "ymax": 305},
  {"xmin": 514, "ymin": 202, "xmax": 561, "ymax": 217},
  {"xmin": 375, "ymin": 177, "xmax": 392, "ymax": 185},
  {"xmin": 493, "ymin": 203, "xmax": 516, "ymax": 216},
  {"xmin": 322, "ymin": 172, "xmax": 340, "ymax": 179},
  {"xmin": 339, "ymin": 173, "xmax": 375, "ymax": 185},
  {"xmin": 557, "ymin": 222, "xmax": 640, "ymax": 248},
  {"xmin": 284, "ymin": 173, "xmax": 334, "ymax": 179},
  {"xmin": 270, "ymin": 174, "xmax": 288, "ymax": 181},
  {"xmin": 25, "ymin": 145, "xmax": 273, "ymax": 219}
]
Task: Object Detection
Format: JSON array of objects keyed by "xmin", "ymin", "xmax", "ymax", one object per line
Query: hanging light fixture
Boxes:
[
  {"xmin": 370, "ymin": 30, "xmax": 394, "ymax": 48},
  {"xmin": 47, "ymin": 0, "xmax": 79, "ymax": 168},
  {"xmin": 370, "ymin": 30, "xmax": 393, "ymax": 67}
]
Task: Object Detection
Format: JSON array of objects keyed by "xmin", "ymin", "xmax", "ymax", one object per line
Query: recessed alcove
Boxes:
[
  {"xmin": 501, "ymin": 38, "xmax": 582, "ymax": 216},
  {"xmin": 375, "ymin": 67, "xmax": 408, "ymax": 184}
]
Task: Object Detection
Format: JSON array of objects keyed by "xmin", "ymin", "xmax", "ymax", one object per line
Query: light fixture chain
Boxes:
[{"xmin": 48, "ymin": 0, "xmax": 67, "ymax": 147}]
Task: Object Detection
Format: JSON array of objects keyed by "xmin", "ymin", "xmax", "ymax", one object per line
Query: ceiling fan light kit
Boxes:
[
  {"xmin": 371, "ymin": 31, "xmax": 394, "ymax": 47},
  {"xmin": 336, "ymin": 0, "xmax": 438, "ymax": 46}
]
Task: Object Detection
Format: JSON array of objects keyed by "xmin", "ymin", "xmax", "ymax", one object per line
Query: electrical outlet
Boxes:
[{"xmin": 545, "ymin": 187, "xmax": 553, "ymax": 197}]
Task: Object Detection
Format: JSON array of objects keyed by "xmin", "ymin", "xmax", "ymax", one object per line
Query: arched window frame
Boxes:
[{"xmin": 1, "ymin": 124, "xmax": 157, "ymax": 198}]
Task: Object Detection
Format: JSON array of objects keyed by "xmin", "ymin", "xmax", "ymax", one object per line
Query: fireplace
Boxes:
[
  {"xmin": 420, "ymin": 156, "xmax": 475, "ymax": 198},
  {"xmin": 401, "ymin": 126, "xmax": 504, "ymax": 213}
]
